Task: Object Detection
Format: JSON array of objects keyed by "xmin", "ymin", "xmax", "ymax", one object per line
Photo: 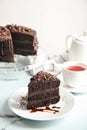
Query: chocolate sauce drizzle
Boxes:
[{"xmin": 30, "ymin": 106, "xmax": 60, "ymax": 114}]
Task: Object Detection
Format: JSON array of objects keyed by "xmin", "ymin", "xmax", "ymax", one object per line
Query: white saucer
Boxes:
[{"xmin": 63, "ymin": 84, "xmax": 87, "ymax": 93}]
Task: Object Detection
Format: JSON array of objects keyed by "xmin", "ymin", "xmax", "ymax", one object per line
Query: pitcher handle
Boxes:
[
  {"xmin": 65, "ymin": 35, "xmax": 74, "ymax": 52},
  {"xmin": 83, "ymin": 31, "xmax": 87, "ymax": 36}
]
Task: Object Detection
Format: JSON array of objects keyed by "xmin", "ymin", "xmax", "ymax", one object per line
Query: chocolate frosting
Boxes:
[
  {"xmin": 0, "ymin": 26, "xmax": 11, "ymax": 40},
  {"xmin": 6, "ymin": 24, "xmax": 36, "ymax": 36},
  {"xmin": 30, "ymin": 71, "xmax": 60, "ymax": 82}
]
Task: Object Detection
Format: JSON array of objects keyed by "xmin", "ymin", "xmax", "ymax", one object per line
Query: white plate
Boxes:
[
  {"xmin": 8, "ymin": 86, "xmax": 75, "ymax": 121},
  {"xmin": 63, "ymin": 84, "xmax": 87, "ymax": 93}
]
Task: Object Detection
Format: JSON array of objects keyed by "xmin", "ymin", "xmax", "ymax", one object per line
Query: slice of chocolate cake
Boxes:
[
  {"xmin": 6, "ymin": 24, "xmax": 38, "ymax": 56},
  {"xmin": 0, "ymin": 26, "xmax": 14, "ymax": 62},
  {"xmin": 27, "ymin": 71, "xmax": 60, "ymax": 109}
]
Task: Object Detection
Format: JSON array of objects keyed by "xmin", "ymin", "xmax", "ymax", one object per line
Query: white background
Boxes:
[{"xmin": 0, "ymin": 0, "xmax": 87, "ymax": 53}]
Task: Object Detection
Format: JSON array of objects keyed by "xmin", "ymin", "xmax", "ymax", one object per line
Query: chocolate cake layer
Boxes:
[
  {"xmin": 28, "ymin": 87, "xmax": 58, "ymax": 97},
  {"xmin": 6, "ymin": 24, "xmax": 38, "ymax": 56},
  {"xmin": 27, "ymin": 97, "xmax": 60, "ymax": 109},
  {"xmin": 27, "ymin": 71, "xmax": 60, "ymax": 109},
  {"xmin": 0, "ymin": 26, "xmax": 14, "ymax": 62}
]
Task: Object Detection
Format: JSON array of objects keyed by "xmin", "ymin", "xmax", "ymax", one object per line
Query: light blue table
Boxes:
[{"xmin": 0, "ymin": 72, "xmax": 87, "ymax": 130}]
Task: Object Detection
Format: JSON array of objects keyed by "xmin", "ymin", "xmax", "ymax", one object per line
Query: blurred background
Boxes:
[{"xmin": 0, "ymin": 0, "xmax": 87, "ymax": 53}]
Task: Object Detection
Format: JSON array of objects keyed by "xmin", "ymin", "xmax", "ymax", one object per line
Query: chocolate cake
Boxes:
[
  {"xmin": 27, "ymin": 71, "xmax": 60, "ymax": 109},
  {"xmin": 0, "ymin": 26, "xmax": 14, "ymax": 62},
  {"xmin": 6, "ymin": 24, "xmax": 38, "ymax": 56}
]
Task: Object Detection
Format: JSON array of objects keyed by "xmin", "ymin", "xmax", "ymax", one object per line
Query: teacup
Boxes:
[
  {"xmin": 66, "ymin": 34, "xmax": 87, "ymax": 63},
  {"xmin": 62, "ymin": 61, "xmax": 87, "ymax": 88}
]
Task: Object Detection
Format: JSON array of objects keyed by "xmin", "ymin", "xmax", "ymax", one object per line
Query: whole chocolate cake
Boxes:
[
  {"xmin": 0, "ymin": 26, "xmax": 14, "ymax": 62},
  {"xmin": 27, "ymin": 71, "xmax": 60, "ymax": 109},
  {"xmin": 6, "ymin": 24, "xmax": 38, "ymax": 56},
  {"xmin": 0, "ymin": 24, "xmax": 39, "ymax": 62}
]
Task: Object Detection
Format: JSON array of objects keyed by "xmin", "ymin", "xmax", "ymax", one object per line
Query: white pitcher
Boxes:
[{"xmin": 66, "ymin": 33, "xmax": 87, "ymax": 63}]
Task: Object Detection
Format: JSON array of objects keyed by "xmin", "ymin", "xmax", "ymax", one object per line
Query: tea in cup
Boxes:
[
  {"xmin": 62, "ymin": 61, "xmax": 87, "ymax": 88},
  {"xmin": 66, "ymin": 35, "xmax": 87, "ymax": 63}
]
